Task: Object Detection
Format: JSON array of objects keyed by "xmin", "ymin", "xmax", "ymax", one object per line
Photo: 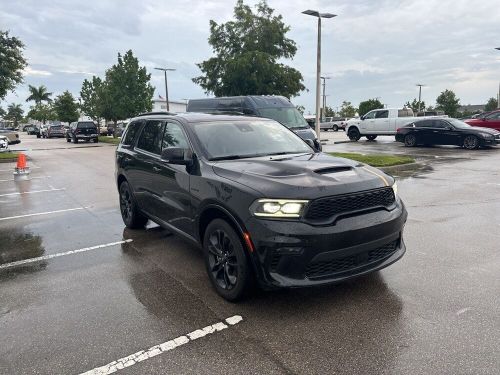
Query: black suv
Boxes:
[
  {"xmin": 66, "ymin": 121, "xmax": 99, "ymax": 143},
  {"xmin": 116, "ymin": 113, "xmax": 407, "ymax": 300}
]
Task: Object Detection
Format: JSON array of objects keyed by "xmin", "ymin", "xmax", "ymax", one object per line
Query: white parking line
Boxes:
[
  {"xmin": 0, "ymin": 206, "xmax": 89, "ymax": 222},
  {"xmin": 80, "ymin": 315, "xmax": 244, "ymax": 375},
  {"xmin": 0, "ymin": 175, "xmax": 50, "ymax": 182},
  {"xmin": 0, "ymin": 188, "xmax": 65, "ymax": 197},
  {"xmin": 0, "ymin": 166, "xmax": 40, "ymax": 172},
  {"xmin": 0, "ymin": 240, "xmax": 133, "ymax": 270}
]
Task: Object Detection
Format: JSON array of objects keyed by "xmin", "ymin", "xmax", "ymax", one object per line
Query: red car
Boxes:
[{"xmin": 465, "ymin": 110, "xmax": 500, "ymax": 131}]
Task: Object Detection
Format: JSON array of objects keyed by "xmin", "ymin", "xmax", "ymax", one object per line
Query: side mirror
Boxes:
[{"xmin": 161, "ymin": 147, "xmax": 192, "ymax": 165}]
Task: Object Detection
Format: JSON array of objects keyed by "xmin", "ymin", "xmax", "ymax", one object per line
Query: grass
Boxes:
[
  {"xmin": 0, "ymin": 151, "xmax": 19, "ymax": 162},
  {"xmin": 98, "ymin": 136, "xmax": 120, "ymax": 145},
  {"xmin": 329, "ymin": 152, "xmax": 415, "ymax": 167}
]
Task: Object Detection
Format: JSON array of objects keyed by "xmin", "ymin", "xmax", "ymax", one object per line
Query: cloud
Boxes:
[{"xmin": 23, "ymin": 66, "xmax": 52, "ymax": 77}]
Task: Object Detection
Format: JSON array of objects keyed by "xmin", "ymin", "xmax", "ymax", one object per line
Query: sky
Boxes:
[{"xmin": 1, "ymin": 0, "xmax": 500, "ymax": 114}]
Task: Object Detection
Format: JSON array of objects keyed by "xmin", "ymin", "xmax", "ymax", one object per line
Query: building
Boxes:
[{"xmin": 152, "ymin": 99, "xmax": 187, "ymax": 113}]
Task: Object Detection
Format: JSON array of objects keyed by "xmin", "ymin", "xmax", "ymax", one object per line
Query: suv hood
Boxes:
[{"xmin": 212, "ymin": 153, "xmax": 393, "ymax": 199}]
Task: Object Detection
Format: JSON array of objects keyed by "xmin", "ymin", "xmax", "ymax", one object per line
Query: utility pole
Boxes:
[
  {"xmin": 416, "ymin": 84, "xmax": 425, "ymax": 113},
  {"xmin": 154, "ymin": 67, "xmax": 176, "ymax": 111},
  {"xmin": 320, "ymin": 76, "xmax": 331, "ymax": 121}
]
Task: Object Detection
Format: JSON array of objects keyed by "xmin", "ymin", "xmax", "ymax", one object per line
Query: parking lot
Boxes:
[{"xmin": 1, "ymin": 133, "xmax": 499, "ymax": 374}]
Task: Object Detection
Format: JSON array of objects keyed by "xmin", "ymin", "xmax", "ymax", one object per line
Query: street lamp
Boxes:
[
  {"xmin": 320, "ymin": 76, "xmax": 331, "ymax": 121},
  {"xmin": 302, "ymin": 10, "xmax": 336, "ymax": 139},
  {"xmin": 154, "ymin": 67, "xmax": 176, "ymax": 111},
  {"xmin": 416, "ymin": 83, "xmax": 425, "ymax": 113}
]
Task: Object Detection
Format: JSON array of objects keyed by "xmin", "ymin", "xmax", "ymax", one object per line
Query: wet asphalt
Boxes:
[{"xmin": 0, "ymin": 134, "xmax": 499, "ymax": 374}]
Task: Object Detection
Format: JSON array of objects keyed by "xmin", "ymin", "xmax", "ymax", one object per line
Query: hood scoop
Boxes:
[{"xmin": 314, "ymin": 166, "xmax": 353, "ymax": 175}]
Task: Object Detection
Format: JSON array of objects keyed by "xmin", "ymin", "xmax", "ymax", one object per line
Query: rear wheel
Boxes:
[
  {"xmin": 404, "ymin": 134, "xmax": 417, "ymax": 147},
  {"xmin": 333, "ymin": 125, "xmax": 339, "ymax": 132},
  {"xmin": 73, "ymin": 136, "xmax": 78, "ymax": 144},
  {"xmin": 119, "ymin": 181, "xmax": 148, "ymax": 229},
  {"xmin": 348, "ymin": 128, "xmax": 361, "ymax": 141},
  {"xmin": 203, "ymin": 219, "xmax": 253, "ymax": 301},
  {"xmin": 463, "ymin": 135, "xmax": 479, "ymax": 150},
  {"xmin": 366, "ymin": 135, "xmax": 378, "ymax": 141},
  {"xmin": 66, "ymin": 137, "xmax": 71, "ymax": 143}
]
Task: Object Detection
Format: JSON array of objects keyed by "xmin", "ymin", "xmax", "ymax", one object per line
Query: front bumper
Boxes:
[
  {"xmin": 8, "ymin": 140, "xmax": 21, "ymax": 145},
  {"xmin": 76, "ymin": 134, "xmax": 98, "ymax": 139},
  {"xmin": 245, "ymin": 200, "xmax": 408, "ymax": 289}
]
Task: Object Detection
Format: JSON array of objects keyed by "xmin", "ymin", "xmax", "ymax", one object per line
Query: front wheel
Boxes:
[
  {"xmin": 404, "ymin": 134, "xmax": 417, "ymax": 147},
  {"xmin": 463, "ymin": 135, "xmax": 479, "ymax": 150},
  {"xmin": 119, "ymin": 181, "xmax": 148, "ymax": 229},
  {"xmin": 203, "ymin": 219, "xmax": 253, "ymax": 301},
  {"xmin": 366, "ymin": 135, "xmax": 378, "ymax": 141},
  {"xmin": 348, "ymin": 128, "xmax": 361, "ymax": 141}
]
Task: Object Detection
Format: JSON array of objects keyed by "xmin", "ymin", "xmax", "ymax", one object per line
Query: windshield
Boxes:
[
  {"xmin": 191, "ymin": 120, "xmax": 312, "ymax": 160},
  {"xmin": 258, "ymin": 107, "xmax": 308, "ymax": 129},
  {"xmin": 78, "ymin": 122, "xmax": 96, "ymax": 128},
  {"xmin": 449, "ymin": 119, "xmax": 471, "ymax": 129}
]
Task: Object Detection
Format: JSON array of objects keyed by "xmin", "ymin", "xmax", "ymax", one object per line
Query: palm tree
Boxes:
[
  {"xmin": 5, "ymin": 103, "xmax": 24, "ymax": 127},
  {"xmin": 26, "ymin": 85, "xmax": 53, "ymax": 105}
]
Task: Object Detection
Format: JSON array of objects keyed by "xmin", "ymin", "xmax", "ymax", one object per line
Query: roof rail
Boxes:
[
  {"xmin": 202, "ymin": 110, "xmax": 257, "ymax": 117},
  {"xmin": 136, "ymin": 111, "xmax": 177, "ymax": 117}
]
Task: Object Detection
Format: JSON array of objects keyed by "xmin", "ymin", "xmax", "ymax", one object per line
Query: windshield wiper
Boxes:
[{"xmin": 209, "ymin": 154, "xmax": 261, "ymax": 161}]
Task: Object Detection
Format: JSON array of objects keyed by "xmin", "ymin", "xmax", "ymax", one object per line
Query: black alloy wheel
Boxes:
[
  {"xmin": 348, "ymin": 128, "xmax": 361, "ymax": 141},
  {"xmin": 366, "ymin": 135, "xmax": 378, "ymax": 141},
  {"xmin": 404, "ymin": 134, "xmax": 417, "ymax": 147},
  {"xmin": 203, "ymin": 219, "xmax": 252, "ymax": 301},
  {"xmin": 119, "ymin": 181, "xmax": 148, "ymax": 228},
  {"xmin": 463, "ymin": 135, "xmax": 479, "ymax": 150}
]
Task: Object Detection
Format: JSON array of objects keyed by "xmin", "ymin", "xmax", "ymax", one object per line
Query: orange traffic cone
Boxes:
[{"xmin": 13, "ymin": 152, "xmax": 30, "ymax": 181}]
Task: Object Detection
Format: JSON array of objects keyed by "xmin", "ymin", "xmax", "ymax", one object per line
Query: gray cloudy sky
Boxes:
[{"xmin": 1, "ymin": 0, "xmax": 499, "ymax": 113}]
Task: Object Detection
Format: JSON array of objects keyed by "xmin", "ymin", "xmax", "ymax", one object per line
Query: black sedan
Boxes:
[{"xmin": 396, "ymin": 118, "xmax": 500, "ymax": 149}]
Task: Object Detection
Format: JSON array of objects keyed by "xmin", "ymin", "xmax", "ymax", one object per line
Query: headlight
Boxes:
[
  {"xmin": 392, "ymin": 182, "xmax": 398, "ymax": 196},
  {"xmin": 250, "ymin": 199, "xmax": 309, "ymax": 218}
]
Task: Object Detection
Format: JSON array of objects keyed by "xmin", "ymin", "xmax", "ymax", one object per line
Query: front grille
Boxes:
[
  {"xmin": 304, "ymin": 188, "xmax": 395, "ymax": 222},
  {"xmin": 305, "ymin": 240, "xmax": 398, "ymax": 279},
  {"xmin": 270, "ymin": 253, "xmax": 281, "ymax": 271}
]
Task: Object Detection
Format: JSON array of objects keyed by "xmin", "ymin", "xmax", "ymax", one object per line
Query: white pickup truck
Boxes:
[{"xmin": 346, "ymin": 108, "xmax": 440, "ymax": 141}]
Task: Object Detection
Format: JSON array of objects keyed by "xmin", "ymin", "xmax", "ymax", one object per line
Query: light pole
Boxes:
[
  {"xmin": 302, "ymin": 10, "xmax": 336, "ymax": 139},
  {"xmin": 496, "ymin": 48, "xmax": 500, "ymax": 109},
  {"xmin": 320, "ymin": 76, "xmax": 331, "ymax": 121},
  {"xmin": 154, "ymin": 67, "xmax": 176, "ymax": 111},
  {"xmin": 416, "ymin": 84, "xmax": 425, "ymax": 113}
]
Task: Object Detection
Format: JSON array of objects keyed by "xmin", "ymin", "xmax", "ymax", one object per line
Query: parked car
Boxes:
[
  {"xmin": 66, "ymin": 121, "xmax": 99, "ymax": 143},
  {"xmin": 395, "ymin": 118, "xmax": 500, "ymax": 149},
  {"xmin": 320, "ymin": 117, "xmax": 349, "ymax": 131},
  {"xmin": 465, "ymin": 110, "xmax": 500, "ymax": 131},
  {"xmin": 0, "ymin": 129, "xmax": 20, "ymax": 144},
  {"xmin": 0, "ymin": 135, "xmax": 9, "ymax": 151},
  {"xmin": 40, "ymin": 124, "xmax": 49, "ymax": 138},
  {"xmin": 25, "ymin": 125, "xmax": 41, "ymax": 137},
  {"xmin": 346, "ymin": 108, "xmax": 444, "ymax": 141},
  {"xmin": 187, "ymin": 96, "xmax": 322, "ymax": 151},
  {"xmin": 115, "ymin": 112, "xmax": 407, "ymax": 301},
  {"xmin": 108, "ymin": 121, "xmax": 128, "ymax": 138},
  {"xmin": 45, "ymin": 124, "xmax": 65, "ymax": 138}
]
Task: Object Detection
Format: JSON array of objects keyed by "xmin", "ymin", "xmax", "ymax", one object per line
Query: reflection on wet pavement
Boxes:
[{"xmin": 0, "ymin": 229, "xmax": 47, "ymax": 278}]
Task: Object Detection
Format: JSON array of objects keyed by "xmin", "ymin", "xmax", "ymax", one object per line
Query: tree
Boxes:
[
  {"xmin": 484, "ymin": 97, "xmax": 498, "ymax": 112},
  {"xmin": 0, "ymin": 31, "xmax": 27, "ymax": 101},
  {"xmin": 28, "ymin": 103, "xmax": 55, "ymax": 124},
  {"xmin": 26, "ymin": 85, "xmax": 53, "ymax": 105},
  {"xmin": 80, "ymin": 76, "xmax": 104, "ymax": 122},
  {"xmin": 358, "ymin": 98, "xmax": 384, "ymax": 116},
  {"xmin": 324, "ymin": 106, "xmax": 335, "ymax": 117},
  {"xmin": 0, "ymin": 106, "xmax": 5, "ymax": 118},
  {"xmin": 53, "ymin": 91, "xmax": 79, "ymax": 124},
  {"xmin": 435, "ymin": 89, "xmax": 460, "ymax": 118},
  {"xmin": 339, "ymin": 101, "xmax": 357, "ymax": 118},
  {"xmin": 404, "ymin": 98, "xmax": 426, "ymax": 113},
  {"xmin": 104, "ymin": 50, "xmax": 154, "ymax": 122},
  {"xmin": 5, "ymin": 103, "xmax": 24, "ymax": 127},
  {"xmin": 193, "ymin": 0, "xmax": 305, "ymax": 98}
]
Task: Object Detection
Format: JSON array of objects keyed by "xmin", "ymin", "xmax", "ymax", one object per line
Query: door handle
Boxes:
[{"xmin": 153, "ymin": 166, "xmax": 161, "ymax": 172}]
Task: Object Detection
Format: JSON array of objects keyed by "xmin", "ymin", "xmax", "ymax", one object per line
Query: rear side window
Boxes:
[
  {"xmin": 136, "ymin": 120, "xmax": 164, "ymax": 154},
  {"xmin": 415, "ymin": 120, "xmax": 431, "ymax": 128},
  {"xmin": 122, "ymin": 121, "xmax": 142, "ymax": 146}
]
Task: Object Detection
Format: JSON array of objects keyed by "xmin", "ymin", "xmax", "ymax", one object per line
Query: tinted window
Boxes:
[
  {"xmin": 136, "ymin": 120, "xmax": 164, "ymax": 154},
  {"xmin": 431, "ymin": 120, "xmax": 447, "ymax": 129},
  {"xmin": 77, "ymin": 122, "xmax": 96, "ymax": 129},
  {"xmin": 122, "ymin": 121, "xmax": 142, "ymax": 146},
  {"xmin": 486, "ymin": 112, "xmax": 500, "ymax": 120},
  {"xmin": 375, "ymin": 110, "xmax": 389, "ymax": 119},
  {"xmin": 363, "ymin": 111, "xmax": 377, "ymax": 119},
  {"xmin": 258, "ymin": 107, "xmax": 308, "ymax": 129},
  {"xmin": 414, "ymin": 120, "xmax": 432, "ymax": 128},
  {"xmin": 162, "ymin": 122, "xmax": 189, "ymax": 150}
]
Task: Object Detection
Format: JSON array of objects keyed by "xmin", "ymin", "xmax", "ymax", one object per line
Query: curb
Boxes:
[{"xmin": 379, "ymin": 162, "xmax": 422, "ymax": 173}]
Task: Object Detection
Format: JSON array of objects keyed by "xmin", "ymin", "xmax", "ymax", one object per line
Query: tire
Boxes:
[
  {"xmin": 366, "ymin": 135, "xmax": 378, "ymax": 141},
  {"xmin": 348, "ymin": 128, "xmax": 361, "ymax": 141},
  {"xmin": 36, "ymin": 134, "xmax": 41, "ymax": 139},
  {"xmin": 66, "ymin": 137, "xmax": 71, "ymax": 143},
  {"xmin": 404, "ymin": 134, "xmax": 417, "ymax": 147},
  {"xmin": 203, "ymin": 219, "xmax": 253, "ymax": 301},
  {"xmin": 73, "ymin": 136, "xmax": 78, "ymax": 144},
  {"xmin": 463, "ymin": 135, "xmax": 479, "ymax": 150},
  {"xmin": 333, "ymin": 125, "xmax": 339, "ymax": 132},
  {"xmin": 94, "ymin": 138, "xmax": 99, "ymax": 143},
  {"xmin": 119, "ymin": 181, "xmax": 148, "ymax": 229}
]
